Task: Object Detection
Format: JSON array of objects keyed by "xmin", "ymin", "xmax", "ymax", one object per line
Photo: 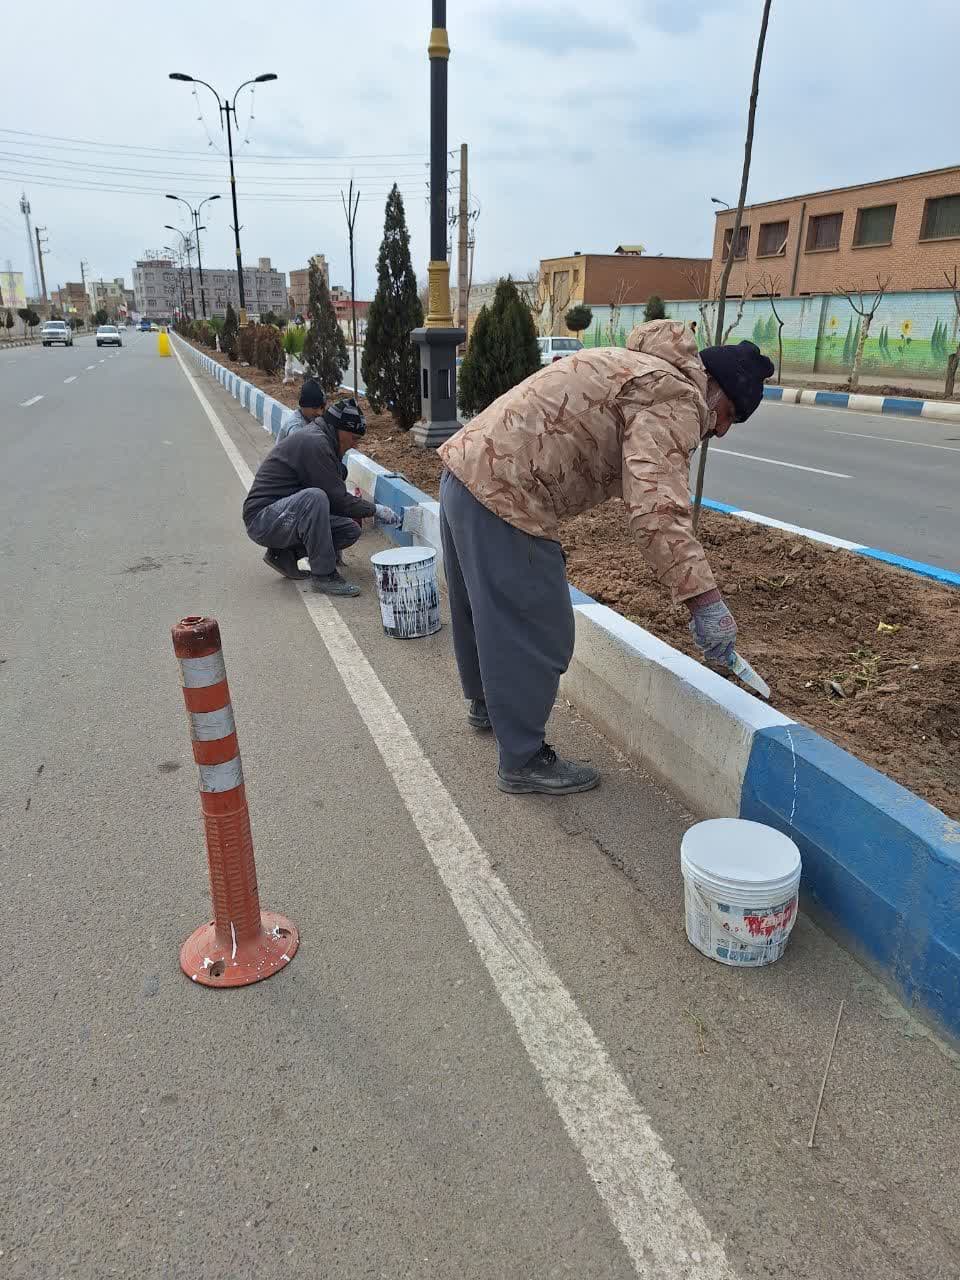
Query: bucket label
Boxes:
[
  {"xmin": 684, "ymin": 883, "xmax": 799, "ymax": 968},
  {"xmin": 374, "ymin": 558, "xmax": 440, "ymax": 639}
]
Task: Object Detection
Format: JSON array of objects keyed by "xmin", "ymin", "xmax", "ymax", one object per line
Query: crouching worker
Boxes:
[
  {"xmin": 437, "ymin": 320, "xmax": 774, "ymax": 796},
  {"xmin": 243, "ymin": 396, "xmax": 399, "ymax": 597},
  {"xmin": 275, "ymin": 376, "xmax": 326, "ymax": 443}
]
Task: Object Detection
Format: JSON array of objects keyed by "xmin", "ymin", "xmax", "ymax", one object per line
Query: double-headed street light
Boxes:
[
  {"xmin": 167, "ymin": 193, "xmax": 220, "ymax": 319},
  {"xmin": 163, "ymin": 244, "xmax": 189, "ymax": 321},
  {"xmin": 165, "ymin": 225, "xmax": 198, "ymax": 320},
  {"xmin": 168, "ymin": 71, "xmax": 277, "ymax": 324}
]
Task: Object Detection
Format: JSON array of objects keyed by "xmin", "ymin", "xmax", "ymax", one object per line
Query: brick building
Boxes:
[
  {"xmin": 710, "ymin": 165, "xmax": 960, "ymax": 297},
  {"xmin": 288, "ymin": 254, "xmax": 329, "ymax": 317},
  {"xmin": 536, "ymin": 250, "xmax": 710, "ymax": 335}
]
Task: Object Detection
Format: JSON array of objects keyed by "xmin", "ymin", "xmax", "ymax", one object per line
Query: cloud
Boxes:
[
  {"xmin": 489, "ymin": 6, "xmax": 633, "ymax": 54},
  {"xmin": 642, "ymin": 0, "xmax": 737, "ymax": 34}
]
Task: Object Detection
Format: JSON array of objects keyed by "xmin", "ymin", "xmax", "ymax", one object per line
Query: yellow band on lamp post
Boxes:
[{"xmin": 428, "ymin": 27, "xmax": 450, "ymax": 58}]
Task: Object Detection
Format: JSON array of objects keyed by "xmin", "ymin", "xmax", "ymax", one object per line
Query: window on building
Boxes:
[
  {"xmin": 805, "ymin": 212, "xmax": 842, "ymax": 251},
  {"xmin": 920, "ymin": 194, "xmax": 960, "ymax": 241},
  {"xmin": 757, "ymin": 220, "xmax": 789, "ymax": 257},
  {"xmin": 722, "ymin": 226, "xmax": 750, "ymax": 259},
  {"xmin": 573, "ymin": 268, "xmax": 580, "ymax": 287},
  {"xmin": 853, "ymin": 204, "xmax": 896, "ymax": 247}
]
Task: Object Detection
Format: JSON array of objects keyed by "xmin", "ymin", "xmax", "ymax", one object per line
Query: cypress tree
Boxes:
[
  {"xmin": 362, "ymin": 184, "xmax": 423, "ymax": 431},
  {"xmin": 458, "ymin": 277, "xmax": 542, "ymax": 417},
  {"xmin": 302, "ymin": 261, "xmax": 347, "ymax": 393},
  {"xmin": 222, "ymin": 303, "xmax": 239, "ymax": 360}
]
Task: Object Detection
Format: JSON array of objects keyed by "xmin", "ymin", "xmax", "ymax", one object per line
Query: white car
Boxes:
[
  {"xmin": 537, "ymin": 335, "xmax": 582, "ymax": 366},
  {"xmin": 41, "ymin": 320, "xmax": 74, "ymax": 347},
  {"xmin": 96, "ymin": 325, "xmax": 123, "ymax": 348}
]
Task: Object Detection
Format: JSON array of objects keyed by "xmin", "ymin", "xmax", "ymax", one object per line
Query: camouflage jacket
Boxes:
[{"xmin": 438, "ymin": 320, "xmax": 717, "ymax": 602}]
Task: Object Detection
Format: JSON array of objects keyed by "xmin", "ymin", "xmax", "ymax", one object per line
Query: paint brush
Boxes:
[{"xmin": 727, "ymin": 650, "xmax": 772, "ymax": 700}]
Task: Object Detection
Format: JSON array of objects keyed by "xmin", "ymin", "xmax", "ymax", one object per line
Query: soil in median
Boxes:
[{"xmin": 189, "ymin": 343, "xmax": 960, "ymax": 820}]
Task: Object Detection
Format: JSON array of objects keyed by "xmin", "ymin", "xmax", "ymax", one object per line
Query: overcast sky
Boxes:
[{"xmin": 0, "ymin": 0, "xmax": 955, "ymax": 301}]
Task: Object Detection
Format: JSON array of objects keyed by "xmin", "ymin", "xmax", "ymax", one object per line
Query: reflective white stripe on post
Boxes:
[
  {"xmin": 179, "ymin": 651, "xmax": 227, "ymax": 688},
  {"xmin": 198, "ymin": 757, "xmax": 244, "ymax": 792},
  {"xmin": 189, "ymin": 705, "xmax": 236, "ymax": 741}
]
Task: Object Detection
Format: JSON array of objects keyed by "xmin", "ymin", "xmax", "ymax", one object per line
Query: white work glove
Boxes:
[{"xmin": 375, "ymin": 504, "xmax": 400, "ymax": 526}]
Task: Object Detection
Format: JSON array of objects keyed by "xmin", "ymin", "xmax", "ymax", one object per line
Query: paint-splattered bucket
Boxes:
[
  {"xmin": 680, "ymin": 818, "xmax": 801, "ymax": 967},
  {"xmin": 370, "ymin": 546, "xmax": 441, "ymax": 639}
]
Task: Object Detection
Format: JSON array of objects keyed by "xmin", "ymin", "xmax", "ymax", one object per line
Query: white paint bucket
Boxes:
[
  {"xmin": 680, "ymin": 818, "xmax": 802, "ymax": 968},
  {"xmin": 370, "ymin": 546, "xmax": 441, "ymax": 639}
]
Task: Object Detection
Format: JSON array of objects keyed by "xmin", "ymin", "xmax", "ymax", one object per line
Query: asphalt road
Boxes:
[
  {"xmin": 2, "ymin": 336, "xmax": 959, "ymax": 1279},
  {"xmin": 696, "ymin": 398, "xmax": 960, "ymax": 570}
]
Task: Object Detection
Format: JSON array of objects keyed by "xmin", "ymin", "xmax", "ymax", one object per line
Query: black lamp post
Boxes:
[
  {"xmin": 410, "ymin": 0, "xmax": 465, "ymax": 448},
  {"xmin": 163, "ymin": 244, "xmax": 188, "ymax": 321},
  {"xmin": 169, "ymin": 72, "xmax": 277, "ymax": 325},
  {"xmin": 165, "ymin": 225, "xmax": 197, "ymax": 319},
  {"xmin": 167, "ymin": 194, "xmax": 220, "ymax": 319}
]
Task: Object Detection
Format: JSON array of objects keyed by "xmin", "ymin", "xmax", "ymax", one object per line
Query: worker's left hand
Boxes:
[{"xmin": 375, "ymin": 504, "xmax": 401, "ymax": 526}]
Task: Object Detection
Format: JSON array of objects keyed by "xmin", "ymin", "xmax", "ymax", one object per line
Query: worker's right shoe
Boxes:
[
  {"xmin": 311, "ymin": 570, "xmax": 361, "ymax": 598},
  {"xmin": 497, "ymin": 743, "xmax": 600, "ymax": 795},
  {"xmin": 263, "ymin": 548, "xmax": 310, "ymax": 580},
  {"xmin": 467, "ymin": 697, "xmax": 492, "ymax": 731}
]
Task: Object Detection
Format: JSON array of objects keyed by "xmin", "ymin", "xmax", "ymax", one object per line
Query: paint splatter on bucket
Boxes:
[
  {"xmin": 680, "ymin": 818, "xmax": 801, "ymax": 967},
  {"xmin": 370, "ymin": 546, "xmax": 441, "ymax": 639}
]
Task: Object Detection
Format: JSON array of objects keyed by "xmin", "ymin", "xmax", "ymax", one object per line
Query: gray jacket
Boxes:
[{"xmin": 276, "ymin": 407, "xmax": 316, "ymax": 443}]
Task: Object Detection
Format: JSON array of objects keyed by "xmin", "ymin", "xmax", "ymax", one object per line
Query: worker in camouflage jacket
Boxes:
[{"xmin": 438, "ymin": 319, "xmax": 774, "ymax": 796}]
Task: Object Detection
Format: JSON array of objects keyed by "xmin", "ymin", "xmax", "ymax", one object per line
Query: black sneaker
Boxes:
[
  {"xmin": 311, "ymin": 570, "xmax": 361, "ymax": 598},
  {"xmin": 263, "ymin": 548, "xmax": 310, "ymax": 580},
  {"xmin": 497, "ymin": 743, "xmax": 600, "ymax": 795},
  {"xmin": 467, "ymin": 698, "xmax": 492, "ymax": 731}
]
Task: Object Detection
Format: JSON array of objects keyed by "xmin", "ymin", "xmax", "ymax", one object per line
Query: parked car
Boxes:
[
  {"xmin": 96, "ymin": 325, "xmax": 123, "ymax": 348},
  {"xmin": 41, "ymin": 320, "xmax": 74, "ymax": 347},
  {"xmin": 139, "ymin": 319, "xmax": 151, "ymax": 331},
  {"xmin": 537, "ymin": 336, "xmax": 582, "ymax": 366}
]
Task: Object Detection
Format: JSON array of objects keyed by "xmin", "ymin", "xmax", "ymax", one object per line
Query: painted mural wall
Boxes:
[{"xmin": 579, "ymin": 290, "xmax": 960, "ymax": 381}]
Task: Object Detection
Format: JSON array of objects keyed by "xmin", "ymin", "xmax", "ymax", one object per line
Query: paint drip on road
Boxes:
[{"xmin": 370, "ymin": 546, "xmax": 441, "ymax": 639}]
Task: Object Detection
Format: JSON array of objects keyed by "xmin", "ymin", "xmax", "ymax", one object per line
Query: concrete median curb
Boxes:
[
  {"xmin": 177, "ymin": 335, "xmax": 960, "ymax": 1042},
  {"xmin": 764, "ymin": 382, "xmax": 960, "ymax": 423}
]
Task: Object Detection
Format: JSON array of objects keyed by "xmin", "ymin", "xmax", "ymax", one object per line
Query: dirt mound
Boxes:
[{"xmin": 190, "ymin": 341, "xmax": 959, "ymax": 819}]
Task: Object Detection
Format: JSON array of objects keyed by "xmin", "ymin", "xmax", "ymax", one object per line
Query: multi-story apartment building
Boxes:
[
  {"xmin": 132, "ymin": 256, "xmax": 180, "ymax": 318},
  {"xmin": 87, "ymin": 277, "xmax": 129, "ymax": 320},
  {"xmin": 710, "ymin": 165, "xmax": 960, "ymax": 296},
  {"xmin": 288, "ymin": 254, "xmax": 330, "ymax": 317},
  {"xmin": 133, "ymin": 254, "xmax": 288, "ymax": 320}
]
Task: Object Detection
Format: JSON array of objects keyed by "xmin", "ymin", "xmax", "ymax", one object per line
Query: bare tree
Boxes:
[
  {"xmin": 759, "ymin": 271, "xmax": 785, "ymax": 383},
  {"xmin": 341, "ymin": 179, "xmax": 361, "ymax": 399},
  {"xmin": 836, "ymin": 274, "xmax": 890, "ymax": 391},
  {"xmin": 693, "ymin": 0, "xmax": 773, "ymax": 533},
  {"xmin": 526, "ymin": 266, "xmax": 573, "ymax": 336},
  {"xmin": 944, "ymin": 267, "xmax": 960, "ymax": 398},
  {"xmin": 607, "ymin": 277, "xmax": 631, "ymax": 344},
  {"xmin": 685, "ymin": 267, "xmax": 755, "ymax": 346}
]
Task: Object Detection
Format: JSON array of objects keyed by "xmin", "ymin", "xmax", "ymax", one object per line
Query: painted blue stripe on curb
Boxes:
[
  {"xmin": 569, "ymin": 586, "xmax": 595, "ymax": 605},
  {"xmin": 854, "ymin": 546, "xmax": 960, "ymax": 587},
  {"xmin": 762, "ymin": 386, "xmax": 783, "ymax": 401},
  {"xmin": 255, "ymin": 391, "xmax": 264, "ymax": 423},
  {"xmin": 372, "ymin": 474, "xmax": 426, "ymax": 548},
  {"xmin": 699, "ymin": 497, "xmax": 742, "ymax": 515},
  {"xmin": 814, "ymin": 391, "xmax": 850, "ymax": 408},
  {"xmin": 742, "ymin": 724, "xmax": 960, "ymax": 1039},
  {"xmin": 270, "ymin": 402, "xmax": 283, "ymax": 436},
  {"xmin": 882, "ymin": 396, "xmax": 924, "ymax": 416}
]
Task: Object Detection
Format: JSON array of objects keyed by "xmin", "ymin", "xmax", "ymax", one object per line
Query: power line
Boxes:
[
  {"xmin": 0, "ymin": 171, "xmax": 425, "ymax": 204},
  {"xmin": 0, "ymin": 151, "xmax": 429, "ymax": 185},
  {"xmin": 0, "ymin": 127, "xmax": 433, "ymax": 164}
]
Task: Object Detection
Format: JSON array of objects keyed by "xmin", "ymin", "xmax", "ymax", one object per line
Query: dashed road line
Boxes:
[
  {"xmin": 711, "ymin": 447, "xmax": 851, "ymax": 479},
  {"xmin": 827, "ymin": 428, "xmax": 960, "ymax": 453},
  {"xmin": 19, "ymin": 395, "xmax": 43, "ymax": 407},
  {"xmin": 86, "ymin": 365, "xmax": 95, "ymax": 370},
  {"xmin": 64, "ymin": 376, "xmax": 77, "ymax": 384}
]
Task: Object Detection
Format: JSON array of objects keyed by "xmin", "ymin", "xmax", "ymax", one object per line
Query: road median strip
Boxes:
[
  {"xmin": 176, "ymin": 335, "xmax": 960, "ymax": 1044},
  {"xmin": 764, "ymin": 383, "xmax": 960, "ymax": 423}
]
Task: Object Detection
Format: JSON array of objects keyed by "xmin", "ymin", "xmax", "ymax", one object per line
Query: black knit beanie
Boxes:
[
  {"xmin": 299, "ymin": 378, "xmax": 326, "ymax": 410},
  {"xmin": 324, "ymin": 397, "xmax": 366, "ymax": 436},
  {"xmin": 698, "ymin": 341, "xmax": 775, "ymax": 422}
]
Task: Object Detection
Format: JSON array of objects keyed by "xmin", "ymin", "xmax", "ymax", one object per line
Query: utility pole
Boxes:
[
  {"xmin": 35, "ymin": 226, "xmax": 49, "ymax": 303},
  {"xmin": 20, "ymin": 194, "xmax": 41, "ymax": 299},
  {"xmin": 341, "ymin": 180, "xmax": 360, "ymax": 399},
  {"xmin": 411, "ymin": 1, "xmax": 465, "ymax": 448},
  {"xmin": 457, "ymin": 143, "xmax": 468, "ymax": 334},
  {"xmin": 80, "ymin": 259, "xmax": 90, "ymax": 325}
]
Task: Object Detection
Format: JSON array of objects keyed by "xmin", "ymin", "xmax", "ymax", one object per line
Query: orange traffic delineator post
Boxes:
[{"xmin": 172, "ymin": 616, "xmax": 299, "ymax": 987}]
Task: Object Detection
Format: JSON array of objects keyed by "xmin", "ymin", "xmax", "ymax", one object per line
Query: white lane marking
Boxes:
[
  {"xmin": 99, "ymin": 358, "xmax": 106, "ymax": 363},
  {"xmin": 63, "ymin": 376, "xmax": 77, "ymax": 384},
  {"xmin": 86, "ymin": 365, "xmax": 95, "ymax": 370},
  {"xmin": 172, "ymin": 339, "xmax": 739, "ymax": 1279},
  {"xmin": 19, "ymin": 395, "xmax": 43, "ymax": 406},
  {"xmin": 826, "ymin": 428, "xmax": 960, "ymax": 454},
  {"xmin": 711, "ymin": 447, "xmax": 851, "ymax": 479}
]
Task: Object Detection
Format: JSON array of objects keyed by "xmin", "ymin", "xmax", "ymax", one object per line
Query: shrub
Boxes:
[
  {"xmin": 282, "ymin": 325, "xmax": 306, "ymax": 356},
  {"xmin": 255, "ymin": 323, "xmax": 284, "ymax": 377},
  {"xmin": 458, "ymin": 278, "xmax": 541, "ymax": 417},
  {"xmin": 222, "ymin": 303, "xmax": 240, "ymax": 360},
  {"xmin": 643, "ymin": 295, "xmax": 666, "ymax": 322},
  {"xmin": 238, "ymin": 322, "xmax": 257, "ymax": 365}
]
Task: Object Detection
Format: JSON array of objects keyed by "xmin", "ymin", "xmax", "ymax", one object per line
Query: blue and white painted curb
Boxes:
[
  {"xmin": 177, "ymin": 336, "xmax": 960, "ymax": 1043},
  {"xmin": 764, "ymin": 383, "xmax": 960, "ymax": 424}
]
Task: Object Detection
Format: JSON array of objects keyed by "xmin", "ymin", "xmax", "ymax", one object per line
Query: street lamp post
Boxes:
[
  {"xmin": 169, "ymin": 72, "xmax": 277, "ymax": 325},
  {"xmin": 167, "ymin": 194, "xmax": 220, "ymax": 319},
  {"xmin": 164, "ymin": 245, "xmax": 188, "ymax": 321},
  {"xmin": 410, "ymin": 0, "xmax": 465, "ymax": 448},
  {"xmin": 165, "ymin": 225, "xmax": 197, "ymax": 319}
]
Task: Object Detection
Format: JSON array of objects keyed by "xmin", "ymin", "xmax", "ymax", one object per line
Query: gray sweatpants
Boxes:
[
  {"xmin": 245, "ymin": 488, "xmax": 361, "ymax": 576},
  {"xmin": 439, "ymin": 470, "xmax": 575, "ymax": 771}
]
